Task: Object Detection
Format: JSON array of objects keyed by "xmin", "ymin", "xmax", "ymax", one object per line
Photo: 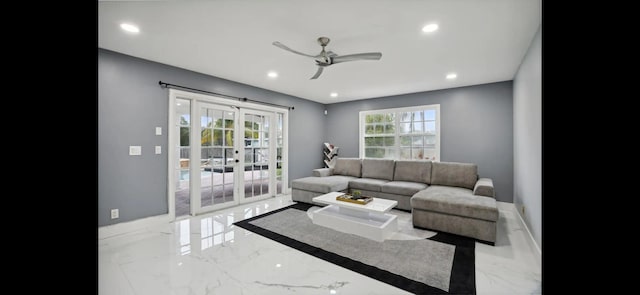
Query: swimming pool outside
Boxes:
[{"xmin": 179, "ymin": 170, "xmax": 212, "ymax": 180}]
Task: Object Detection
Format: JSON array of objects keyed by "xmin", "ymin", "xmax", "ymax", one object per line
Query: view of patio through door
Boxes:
[
  {"xmin": 199, "ymin": 104, "xmax": 237, "ymax": 211},
  {"xmin": 242, "ymin": 111, "xmax": 271, "ymax": 199},
  {"xmin": 171, "ymin": 90, "xmax": 288, "ymax": 218}
]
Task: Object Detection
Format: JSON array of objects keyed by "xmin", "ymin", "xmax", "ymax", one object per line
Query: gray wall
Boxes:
[
  {"xmin": 325, "ymin": 81, "xmax": 514, "ymax": 202},
  {"xmin": 513, "ymin": 26, "xmax": 542, "ymax": 248},
  {"xmin": 98, "ymin": 49, "xmax": 325, "ymax": 226}
]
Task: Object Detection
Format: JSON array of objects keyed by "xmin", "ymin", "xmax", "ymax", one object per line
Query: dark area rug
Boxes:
[{"xmin": 234, "ymin": 203, "xmax": 476, "ymax": 294}]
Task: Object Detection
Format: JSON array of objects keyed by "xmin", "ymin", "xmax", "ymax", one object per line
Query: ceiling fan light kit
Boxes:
[{"xmin": 273, "ymin": 37, "xmax": 382, "ymax": 79}]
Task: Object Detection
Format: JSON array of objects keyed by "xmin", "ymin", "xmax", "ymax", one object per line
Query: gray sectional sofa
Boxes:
[{"xmin": 291, "ymin": 158, "xmax": 499, "ymax": 244}]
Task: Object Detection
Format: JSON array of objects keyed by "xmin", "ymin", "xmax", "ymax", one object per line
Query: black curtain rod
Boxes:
[{"xmin": 158, "ymin": 81, "xmax": 294, "ymax": 110}]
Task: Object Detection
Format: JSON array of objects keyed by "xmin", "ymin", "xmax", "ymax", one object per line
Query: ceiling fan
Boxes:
[{"xmin": 272, "ymin": 37, "xmax": 382, "ymax": 79}]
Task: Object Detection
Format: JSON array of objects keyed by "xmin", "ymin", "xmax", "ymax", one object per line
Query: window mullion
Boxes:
[{"xmin": 395, "ymin": 111, "xmax": 400, "ymax": 159}]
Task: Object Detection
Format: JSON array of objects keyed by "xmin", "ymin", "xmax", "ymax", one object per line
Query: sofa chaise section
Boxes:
[{"xmin": 410, "ymin": 162, "xmax": 499, "ymax": 244}]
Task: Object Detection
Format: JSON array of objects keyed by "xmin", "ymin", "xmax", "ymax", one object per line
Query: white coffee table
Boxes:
[{"xmin": 311, "ymin": 192, "xmax": 398, "ymax": 242}]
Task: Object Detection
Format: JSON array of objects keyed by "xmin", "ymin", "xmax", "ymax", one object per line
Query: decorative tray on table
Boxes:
[{"xmin": 336, "ymin": 194, "xmax": 373, "ymax": 205}]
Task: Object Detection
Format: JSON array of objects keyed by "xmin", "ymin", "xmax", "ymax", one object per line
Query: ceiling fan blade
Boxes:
[
  {"xmin": 331, "ymin": 52, "xmax": 382, "ymax": 64},
  {"xmin": 310, "ymin": 67, "xmax": 324, "ymax": 79},
  {"xmin": 272, "ymin": 41, "xmax": 315, "ymax": 58}
]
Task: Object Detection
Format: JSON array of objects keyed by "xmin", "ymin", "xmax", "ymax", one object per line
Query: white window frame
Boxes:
[{"xmin": 359, "ymin": 104, "xmax": 440, "ymax": 161}]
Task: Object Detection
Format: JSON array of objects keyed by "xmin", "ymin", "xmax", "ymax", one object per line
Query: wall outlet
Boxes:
[
  {"xmin": 129, "ymin": 146, "xmax": 142, "ymax": 156},
  {"xmin": 111, "ymin": 209, "xmax": 119, "ymax": 219}
]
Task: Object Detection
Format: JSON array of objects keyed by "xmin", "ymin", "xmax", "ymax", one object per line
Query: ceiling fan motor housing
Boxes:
[{"xmin": 317, "ymin": 37, "xmax": 330, "ymax": 46}]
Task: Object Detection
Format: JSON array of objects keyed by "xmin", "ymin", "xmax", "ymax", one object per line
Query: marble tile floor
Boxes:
[{"xmin": 98, "ymin": 195, "xmax": 541, "ymax": 294}]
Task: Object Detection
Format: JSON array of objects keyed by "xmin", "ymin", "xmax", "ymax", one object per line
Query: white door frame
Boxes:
[{"xmin": 168, "ymin": 89, "xmax": 289, "ymax": 220}]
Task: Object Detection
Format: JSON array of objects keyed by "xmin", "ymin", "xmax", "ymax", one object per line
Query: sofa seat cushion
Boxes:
[
  {"xmin": 291, "ymin": 176, "xmax": 356, "ymax": 193},
  {"xmin": 348, "ymin": 178, "xmax": 390, "ymax": 192},
  {"xmin": 410, "ymin": 185, "xmax": 498, "ymax": 221},
  {"xmin": 381, "ymin": 181, "xmax": 428, "ymax": 196}
]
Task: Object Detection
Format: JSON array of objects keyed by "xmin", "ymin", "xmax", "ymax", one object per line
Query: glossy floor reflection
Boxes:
[{"xmin": 98, "ymin": 195, "xmax": 541, "ymax": 295}]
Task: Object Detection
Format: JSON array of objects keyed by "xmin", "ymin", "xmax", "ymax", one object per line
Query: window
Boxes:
[{"xmin": 360, "ymin": 104, "xmax": 440, "ymax": 161}]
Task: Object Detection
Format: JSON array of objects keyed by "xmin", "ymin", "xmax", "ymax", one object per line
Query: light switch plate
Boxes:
[
  {"xmin": 129, "ymin": 146, "xmax": 142, "ymax": 156},
  {"xmin": 155, "ymin": 127, "xmax": 162, "ymax": 135},
  {"xmin": 155, "ymin": 146, "xmax": 161, "ymax": 154}
]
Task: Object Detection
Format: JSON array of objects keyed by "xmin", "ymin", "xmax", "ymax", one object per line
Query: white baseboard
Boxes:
[
  {"xmin": 515, "ymin": 206, "xmax": 542, "ymax": 256},
  {"xmin": 497, "ymin": 202, "xmax": 541, "ymax": 257},
  {"xmin": 99, "ymin": 214, "xmax": 171, "ymax": 240}
]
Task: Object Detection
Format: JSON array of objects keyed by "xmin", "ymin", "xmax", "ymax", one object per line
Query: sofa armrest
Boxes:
[
  {"xmin": 312, "ymin": 168, "xmax": 334, "ymax": 177},
  {"xmin": 473, "ymin": 178, "xmax": 495, "ymax": 197}
]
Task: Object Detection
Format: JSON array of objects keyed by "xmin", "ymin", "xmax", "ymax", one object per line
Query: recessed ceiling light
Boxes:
[
  {"xmin": 422, "ymin": 23, "xmax": 439, "ymax": 33},
  {"xmin": 446, "ymin": 73, "xmax": 457, "ymax": 79},
  {"xmin": 177, "ymin": 103, "xmax": 181, "ymax": 106},
  {"xmin": 330, "ymin": 92, "xmax": 338, "ymax": 98},
  {"xmin": 267, "ymin": 71, "xmax": 278, "ymax": 78},
  {"xmin": 120, "ymin": 23, "xmax": 140, "ymax": 33}
]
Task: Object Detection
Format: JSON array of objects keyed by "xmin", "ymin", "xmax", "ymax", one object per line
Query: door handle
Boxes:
[{"xmin": 235, "ymin": 159, "xmax": 239, "ymax": 163}]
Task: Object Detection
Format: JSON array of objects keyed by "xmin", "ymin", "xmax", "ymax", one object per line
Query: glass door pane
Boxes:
[
  {"xmin": 276, "ymin": 113, "xmax": 283, "ymax": 194},
  {"xmin": 175, "ymin": 98, "xmax": 191, "ymax": 217},
  {"xmin": 199, "ymin": 105, "xmax": 237, "ymax": 212},
  {"xmin": 242, "ymin": 111, "xmax": 271, "ymax": 199}
]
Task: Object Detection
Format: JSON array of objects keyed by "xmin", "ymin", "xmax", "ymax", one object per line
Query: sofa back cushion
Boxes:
[
  {"xmin": 430, "ymin": 161, "xmax": 478, "ymax": 189},
  {"xmin": 333, "ymin": 158, "xmax": 362, "ymax": 177},
  {"xmin": 361, "ymin": 159, "xmax": 395, "ymax": 180},
  {"xmin": 393, "ymin": 160, "xmax": 432, "ymax": 184}
]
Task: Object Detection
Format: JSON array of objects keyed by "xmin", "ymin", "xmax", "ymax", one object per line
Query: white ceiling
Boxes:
[{"xmin": 98, "ymin": 0, "xmax": 540, "ymax": 104}]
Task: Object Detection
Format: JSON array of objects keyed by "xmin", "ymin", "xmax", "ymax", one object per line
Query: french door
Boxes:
[
  {"xmin": 169, "ymin": 90, "xmax": 287, "ymax": 218},
  {"xmin": 195, "ymin": 102, "xmax": 240, "ymax": 212}
]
